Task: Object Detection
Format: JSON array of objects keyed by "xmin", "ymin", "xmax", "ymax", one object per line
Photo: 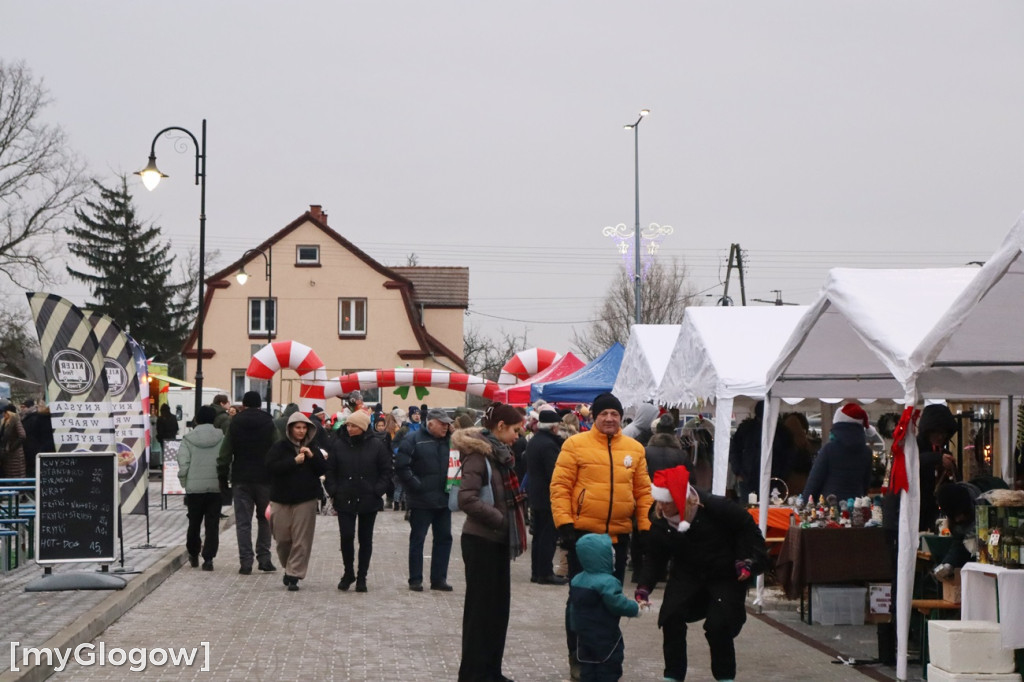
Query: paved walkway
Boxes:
[{"xmin": 0, "ymin": 482, "xmax": 925, "ymax": 680}]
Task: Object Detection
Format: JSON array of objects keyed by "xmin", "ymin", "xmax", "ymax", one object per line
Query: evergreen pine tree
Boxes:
[{"xmin": 67, "ymin": 176, "xmax": 193, "ymax": 375}]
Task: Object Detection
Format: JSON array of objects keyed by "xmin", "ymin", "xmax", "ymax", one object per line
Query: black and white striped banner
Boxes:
[
  {"xmin": 26, "ymin": 293, "xmax": 114, "ymax": 457},
  {"xmin": 87, "ymin": 313, "xmax": 149, "ymax": 516}
]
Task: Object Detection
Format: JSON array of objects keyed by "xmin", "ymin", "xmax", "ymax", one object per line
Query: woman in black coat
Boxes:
[
  {"xmin": 266, "ymin": 412, "xmax": 329, "ymax": 591},
  {"xmin": 636, "ymin": 465, "xmax": 768, "ymax": 682},
  {"xmin": 324, "ymin": 410, "xmax": 392, "ymax": 593}
]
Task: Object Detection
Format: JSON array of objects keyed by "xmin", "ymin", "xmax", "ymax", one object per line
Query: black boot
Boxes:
[{"xmin": 338, "ymin": 572, "xmax": 356, "ymax": 591}]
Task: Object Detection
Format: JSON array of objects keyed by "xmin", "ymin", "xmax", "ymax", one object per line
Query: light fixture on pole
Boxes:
[
  {"xmin": 624, "ymin": 109, "xmax": 649, "ymax": 324},
  {"xmin": 236, "ymin": 249, "xmax": 273, "ymax": 412},
  {"xmin": 135, "ymin": 120, "xmax": 207, "ymax": 420}
]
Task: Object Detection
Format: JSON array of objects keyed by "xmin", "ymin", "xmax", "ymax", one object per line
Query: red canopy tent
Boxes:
[{"xmin": 494, "ymin": 352, "xmax": 585, "ymax": 405}]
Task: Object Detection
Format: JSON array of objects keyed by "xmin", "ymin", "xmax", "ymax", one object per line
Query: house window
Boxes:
[
  {"xmin": 296, "ymin": 245, "xmax": 320, "ymax": 265},
  {"xmin": 232, "ymin": 370, "xmax": 268, "ymax": 405},
  {"xmin": 338, "ymin": 298, "xmax": 367, "ymax": 336},
  {"xmin": 248, "ymin": 298, "xmax": 276, "ymax": 335}
]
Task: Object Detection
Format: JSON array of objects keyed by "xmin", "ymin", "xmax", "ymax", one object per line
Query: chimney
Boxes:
[{"xmin": 309, "ymin": 204, "xmax": 323, "ymax": 222}]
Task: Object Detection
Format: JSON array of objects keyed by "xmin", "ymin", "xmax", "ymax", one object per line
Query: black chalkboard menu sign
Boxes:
[{"xmin": 35, "ymin": 452, "xmax": 118, "ymax": 564}]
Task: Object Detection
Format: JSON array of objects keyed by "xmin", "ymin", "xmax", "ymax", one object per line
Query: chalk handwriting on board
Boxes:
[{"xmin": 36, "ymin": 453, "xmax": 117, "ymax": 564}]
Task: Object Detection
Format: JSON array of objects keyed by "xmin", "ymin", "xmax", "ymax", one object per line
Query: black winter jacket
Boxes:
[
  {"xmin": 645, "ymin": 432, "xmax": 691, "ymax": 479},
  {"xmin": 639, "ymin": 490, "xmax": 768, "ymax": 626},
  {"xmin": 883, "ymin": 404, "xmax": 959, "ymax": 532},
  {"xmin": 802, "ymin": 421, "xmax": 872, "ymax": 500},
  {"xmin": 266, "ymin": 427, "xmax": 328, "ymax": 504},
  {"xmin": 325, "ymin": 430, "xmax": 392, "ymax": 513},
  {"xmin": 218, "ymin": 408, "xmax": 278, "ymax": 485},
  {"xmin": 525, "ymin": 429, "xmax": 562, "ymax": 510},
  {"xmin": 395, "ymin": 428, "xmax": 450, "ymax": 510}
]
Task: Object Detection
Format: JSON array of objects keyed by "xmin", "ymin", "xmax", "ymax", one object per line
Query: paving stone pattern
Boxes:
[
  {"xmin": 37, "ymin": 501, "xmax": 909, "ymax": 681},
  {"xmin": 0, "ymin": 481, "xmax": 190, "ymax": 675}
]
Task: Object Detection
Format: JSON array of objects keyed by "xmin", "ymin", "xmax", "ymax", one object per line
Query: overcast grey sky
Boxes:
[{"xmin": 4, "ymin": 1, "xmax": 1024, "ymax": 354}]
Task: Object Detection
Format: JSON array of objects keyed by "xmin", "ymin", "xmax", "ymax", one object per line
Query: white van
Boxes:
[{"xmin": 165, "ymin": 386, "xmax": 230, "ymax": 434}]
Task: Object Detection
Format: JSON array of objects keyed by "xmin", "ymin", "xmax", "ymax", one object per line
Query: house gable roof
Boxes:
[
  {"xmin": 184, "ymin": 205, "xmax": 465, "ymax": 369},
  {"xmin": 390, "ymin": 266, "xmax": 469, "ymax": 308}
]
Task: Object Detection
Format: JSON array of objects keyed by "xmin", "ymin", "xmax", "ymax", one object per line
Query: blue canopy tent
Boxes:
[{"xmin": 530, "ymin": 342, "xmax": 625, "ymax": 405}]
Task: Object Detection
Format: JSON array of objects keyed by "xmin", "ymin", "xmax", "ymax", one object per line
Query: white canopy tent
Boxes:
[
  {"xmin": 656, "ymin": 305, "xmax": 809, "ymax": 495},
  {"xmin": 763, "ymin": 212, "xmax": 1024, "ymax": 682},
  {"xmin": 612, "ymin": 324, "xmax": 681, "ymax": 409}
]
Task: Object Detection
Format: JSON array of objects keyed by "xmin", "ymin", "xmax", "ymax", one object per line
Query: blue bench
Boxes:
[{"xmin": 0, "ymin": 524, "xmax": 24, "ymax": 571}]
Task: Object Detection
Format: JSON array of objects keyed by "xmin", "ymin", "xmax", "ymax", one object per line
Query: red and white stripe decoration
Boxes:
[
  {"xmin": 324, "ymin": 369, "xmax": 501, "ymax": 401},
  {"xmin": 246, "ymin": 340, "xmax": 329, "ymax": 415},
  {"xmin": 497, "ymin": 347, "xmax": 561, "ymax": 385}
]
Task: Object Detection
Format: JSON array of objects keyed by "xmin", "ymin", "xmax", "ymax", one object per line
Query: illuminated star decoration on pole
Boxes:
[{"xmin": 602, "ymin": 222, "xmax": 674, "ymax": 278}]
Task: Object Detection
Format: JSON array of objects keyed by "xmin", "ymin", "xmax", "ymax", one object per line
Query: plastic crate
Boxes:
[{"xmin": 811, "ymin": 585, "xmax": 867, "ymax": 626}]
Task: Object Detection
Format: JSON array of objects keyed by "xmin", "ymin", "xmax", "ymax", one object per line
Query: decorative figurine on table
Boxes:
[{"xmin": 852, "ymin": 498, "xmax": 865, "ymax": 528}]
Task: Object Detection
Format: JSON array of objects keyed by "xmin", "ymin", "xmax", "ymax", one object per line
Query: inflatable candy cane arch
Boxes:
[
  {"xmin": 246, "ymin": 341, "xmax": 329, "ymax": 415},
  {"xmin": 497, "ymin": 348, "xmax": 561, "ymax": 385},
  {"xmin": 324, "ymin": 368, "xmax": 502, "ymax": 402}
]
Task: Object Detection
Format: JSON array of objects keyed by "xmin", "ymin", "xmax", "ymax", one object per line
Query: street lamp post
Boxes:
[
  {"xmin": 624, "ymin": 109, "xmax": 649, "ymax": 324},
  {"xmin": 135, "ymin": 119, "xmax": 207, "ymax": 420},
  {"xmin": 235, "ymin": 249, "xmax": 273, "ymax": 412}
]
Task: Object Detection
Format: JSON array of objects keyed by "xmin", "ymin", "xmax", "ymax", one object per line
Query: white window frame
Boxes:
[
  {"xmin": 233, "ymin": 370, "xmax": 268, "ymax": 402},
  {"xmin": 248, "ymin": 298, "xmax": 276, "ymax": 335},
  {"xmin": 296, "ymin": 245, "xmax": 320, "ymax": 265},
  {"xmin": 338, "ymin": 298, "xmax": 367, "ymax": 336}
]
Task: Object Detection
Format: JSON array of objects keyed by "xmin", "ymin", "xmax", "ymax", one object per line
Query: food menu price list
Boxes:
[{"xmin": 37, "ymin": 455, "xmax": 116, "ymax": 562}]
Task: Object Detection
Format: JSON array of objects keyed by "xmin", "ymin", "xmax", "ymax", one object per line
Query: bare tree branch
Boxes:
[
  {"xmin": 571, "ymin": 258, "xmax": 701, "ymax": 359},
  {"xmin": 0, "ymin": 60, "xmax": 90, "ymax": 284},
  {"xmin": 464, "ymin": 324, "xmax": 529, "ymax": 382}
]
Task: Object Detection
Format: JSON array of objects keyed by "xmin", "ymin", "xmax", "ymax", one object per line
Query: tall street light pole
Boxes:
[
  {"xmin": 136, "ymin": 120, "xmax": 207, "ymax": 420},
  {"xmin": 236, "ymin": 249, "xmax": 273, "ymax": 412},
  {"xmin": 624, "ymin": 109, "xmax": 649, "ymax": 324}
]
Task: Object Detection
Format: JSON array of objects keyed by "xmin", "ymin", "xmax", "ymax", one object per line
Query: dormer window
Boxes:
[{"xmin": 296, "ymin": 245, "xmax": 320, "ymax": 265}]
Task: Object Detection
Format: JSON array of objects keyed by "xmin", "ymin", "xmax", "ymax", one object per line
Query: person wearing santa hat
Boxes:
[
  {"xmin": 635, "ymin": 465, "xmax": 768, "ymax": 682},
  {"xmin": 802, "ymin": 402, "xmax": 876, "ymax": 501}
]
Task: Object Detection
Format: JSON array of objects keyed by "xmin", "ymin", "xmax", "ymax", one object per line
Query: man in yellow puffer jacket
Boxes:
[{"xmin": 550, "ymin": 392, "xmax": 653, "ymax": 681}]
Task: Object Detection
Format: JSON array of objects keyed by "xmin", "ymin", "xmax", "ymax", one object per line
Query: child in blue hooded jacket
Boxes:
[{"xmin": 569, "ymin": 533, "xmax": 642, "ymax": 681}]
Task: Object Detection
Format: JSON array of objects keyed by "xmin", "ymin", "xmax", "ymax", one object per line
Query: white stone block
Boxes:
[
  {"xmin": 929, "ymin": 620, "xmax": 1016, "ymax": 674},
  {"xmin": 926, "ymin": 665, "xmax": 1021, "ymax": 682}
]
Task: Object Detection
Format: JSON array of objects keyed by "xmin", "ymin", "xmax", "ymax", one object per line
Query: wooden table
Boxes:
[{"xmin": 775, "ymin": 526, "xmax": 893, "ymax": 623}]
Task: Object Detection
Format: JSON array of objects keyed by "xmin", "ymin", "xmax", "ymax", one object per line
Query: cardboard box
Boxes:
[
  {"xmin": 941, "ymin": 569, "xmax": 962, "ymax": 603},
  {"xmin": 869, "ymin": 583, "xmax": 891, "ymax": 614},
  {"xmin": 929, "ymin": 620, "xmax": 1015, "ymax": 674}
]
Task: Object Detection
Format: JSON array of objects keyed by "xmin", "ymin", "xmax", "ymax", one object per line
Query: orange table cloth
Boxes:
[{"xmin": 747, "ymin": 507, "xmax": 797, "ymax": 556}]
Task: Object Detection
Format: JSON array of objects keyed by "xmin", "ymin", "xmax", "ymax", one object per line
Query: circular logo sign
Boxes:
[
  {"xmin": 103, "ymin": 358, "xmax": 129, "ymax": 396},
  {"xmin": 51, "ymin": 349, "xmax": 95, "ymax": 395}
]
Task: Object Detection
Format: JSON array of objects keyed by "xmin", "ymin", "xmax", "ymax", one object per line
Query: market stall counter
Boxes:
[{"xmin": 775, "ymin": 526, "xmax": 893, "ymax": 623}]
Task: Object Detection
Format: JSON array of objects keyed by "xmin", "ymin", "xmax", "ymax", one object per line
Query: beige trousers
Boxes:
[{"xmin": 270, "ymin": 499, "xmax": 318, "ymax": 579}]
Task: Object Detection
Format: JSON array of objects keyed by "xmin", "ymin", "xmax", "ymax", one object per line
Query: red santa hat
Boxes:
[
  {"xmin": 650, "ymin": 465, "xmax": 694, "ymax": 533},
  {"xmin": 834, "ymin": 403, "xmax": 877, "ymax": 438}
]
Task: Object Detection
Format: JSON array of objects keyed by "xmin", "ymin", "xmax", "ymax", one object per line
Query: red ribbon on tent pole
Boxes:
[{"xmin": 883, "ymin": 406, "xmax": 920, "ymax": 494}]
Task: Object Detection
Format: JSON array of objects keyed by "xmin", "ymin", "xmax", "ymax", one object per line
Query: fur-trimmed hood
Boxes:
[
  {"xmin": 648, "ymin": 432, "xmax": 682, "ymax": 449},
  {"xmin": 451, "ymin": 426, "xmax": 495, "ymax": 458},
  {"xmin": 451, "ymin": 426, "xmax": 516, "ymax": 467}
]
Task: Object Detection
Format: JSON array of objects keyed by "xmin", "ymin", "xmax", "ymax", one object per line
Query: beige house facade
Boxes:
[{"xmin": 183, "ymin": 205, "xmax": 469, "ymax": 411}]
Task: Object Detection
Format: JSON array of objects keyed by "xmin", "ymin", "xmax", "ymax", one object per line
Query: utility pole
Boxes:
[{"xmin": 719, "ymin": 244, "xmax": 748, "ymax": 306}]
